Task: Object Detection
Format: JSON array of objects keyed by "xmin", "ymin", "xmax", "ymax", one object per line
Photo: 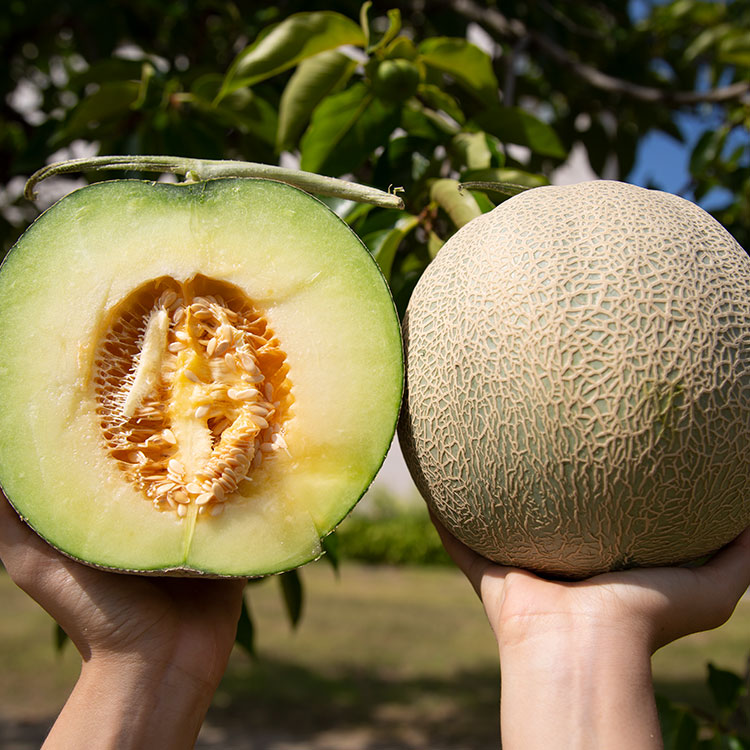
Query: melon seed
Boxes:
[{"xmin": 92, "ymin": 276, "xmax": 293, "ymax": 519}]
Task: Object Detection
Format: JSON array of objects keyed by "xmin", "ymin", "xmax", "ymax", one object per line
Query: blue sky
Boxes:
[
  {"xmin": 627, "ymin": 102, "xmax": 750, "ymax": 212},
  {"xmin": 625, "ymin": 0, "xmax": 748, "ymax": 210},
  {"xmin": 627, "ymin": 114, "xmax": 729, "ymax": 209}
]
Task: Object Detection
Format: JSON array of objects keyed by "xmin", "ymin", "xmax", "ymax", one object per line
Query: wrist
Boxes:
[
  {"xmin": 497, "ymin": 620, "xmax": 660, "ymax": 750},
  {"xmin": 43, "ymin": 650, "xmax": 221, "ymax": 750},
  {"xmin": 498, "ymin": 618, "xmax": 654, "ymax": 688}
]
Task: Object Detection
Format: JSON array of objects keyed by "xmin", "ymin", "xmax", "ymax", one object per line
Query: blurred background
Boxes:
[{"xmin": 2, "ymin": 1, "xmax": 750, "ymax": 747}]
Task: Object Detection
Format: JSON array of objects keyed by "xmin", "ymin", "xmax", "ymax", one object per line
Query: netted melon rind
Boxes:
[{"xmin": 400, "ymin": 180, "xmax": 750, "ymax": 579}]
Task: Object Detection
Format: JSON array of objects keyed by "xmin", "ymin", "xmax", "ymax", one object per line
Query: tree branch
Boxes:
[{"xmin": 451, "ymin": 0, "xmax": 750, "ymax": 105}]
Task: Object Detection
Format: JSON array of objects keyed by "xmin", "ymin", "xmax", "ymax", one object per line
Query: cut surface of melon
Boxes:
[{"xmin": 0, "ymin": 178, "xmax": 403, "ymax": 576}]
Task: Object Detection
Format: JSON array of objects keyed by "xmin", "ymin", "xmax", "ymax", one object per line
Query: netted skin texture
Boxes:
[{"xmin": 399, "ymin": 180, "xmax": 750, "ymax": 579}]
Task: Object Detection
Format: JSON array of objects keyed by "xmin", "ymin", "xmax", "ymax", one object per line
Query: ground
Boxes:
[{"xmin": 2, "ymin": 561, "xmax": 749, "ymax": 749}]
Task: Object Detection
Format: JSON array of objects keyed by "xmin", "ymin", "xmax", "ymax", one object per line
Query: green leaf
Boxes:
[
  {"xmin": 279, "ymin": 569, "xmax": 304, "ymax": 628},
  {"xmin": 416, "ymin": 84, "xmax": 466, "ymax": 125},
  {"xmin": 373, "ymin": 134, "xmax": 436, "ymax": 194},
  {"xmin": 342, "ymin": 201, "xmax": 376, "ymax": 228},
  {"xmin": 684, "ymin": 24, "xmax": 731, "ymax": 63},
  {"xmin": 427, "ymin": 230, "xmax": 444, "ymax": 259},
  {"xmin": 474, "ymin": 106, "xmax": 567, "ymax": 159},
  {"xmin": 362, "ymin": 3, "xmax": 402, "ymax": 54},
  {"xmin": 52, "ymin": 81, "xmax": 140, "ymax": 145},
  {"xmin": 67, "ymin": 58, "xmax": 146, "ymax": 88},
  {"xmin": 462, "ymin": 167, "xmax": 549, "ymax": 189},
  {"xmin": 690, "ymin": 128, "xmax": 727, "ymax": 174},
  {"xmin": 277, "ymin": 50, "xmax": 357, "ymax": 151},
  {"xmin": 300, "ymin": 83, "xmax": 400, "ymax": 175},
  {"xmin": 707, "ymin": 663, "xmax": 745, "ymax": 713},
  {"xmin": 191, "ymin": 78, "xmax": 278, "ymax": 144},
  {"xmin": 471, "ymin": 190, "xmax": 498, "ymax": 214},
  {"xmin": 131, "ymin": 62, "xmax": 156, "ymax": 111},
  {"xmin": 382, "ymin": 35, "xmax": 419, "ymax": 61},
  {"xmin": 418, "ymin": 37, "xmax": 499, "ymax": 102},
  {"xmin": 321, "ymin": 531, "xmax": 340, "ymax": 573},
  {"xmin": 356, "ymin": 206, "xmax": 407, "ymax": 235},
  {"xmin": 430, "ymin": 178, "xmax": 483, "ymax": 228},
  {"xmin": 216, "ymin": 95, "xmax": 278, "ymax": 145},
  {"xmin": 235, "ymin": 592, "xmax": 256, "ymax": 657},
  {"xmin": 363, "ymin": 213, "xmax": 419, "ymax": 280},
  {"xmin": 359, "ymin": 1, "xmax": 373, "ymax": 47},
  {"xmin": 656, "ymin": 694, "xmax": 701, "ymax": 750},
  {"xmin": 719, "ymin": 30, "xmax": 750, "ymax": 67},
  {"xmin": 451, "ymin": 131, "xmax": 493, "ymax": 170},
  {"xmin": 581, "ymin": 117, "xmax": 611, "ymax": 176},
  {"xmin": 380, "ymin": 11, "xmax": 403, "ymax": 52},
  {"xmin": 220, "ymin": 12, "xmax": 366, "ymax": 98},
  {"xmin": 401, "ymin": 100, "xmax": 460, "ymax": 141},
  {"xmin": 319, "ymin": 196, "xmax": 374, "ymax": 228},
  {"xmin": 391, "ymin": 262, "xmax": 428, "ymax": 319},
  {"xmin": 653, "ymin": 0, "xmax": 725, "ymax": 27},
  {"xmin": 54, "ymin": 623, "xmax": 69, "ymax": 653},
  {"xmin": 484, "ymin": 134, "xmax": 506, "ymax": 168},
  {"xmin": 300, "ymin": 83, "xmax": 371, "ymax": 172}
]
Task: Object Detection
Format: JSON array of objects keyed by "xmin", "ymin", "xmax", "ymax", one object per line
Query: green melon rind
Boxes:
[{"xmin": 0, "ymin": 177, "xmax": 403, "ymax": 577}]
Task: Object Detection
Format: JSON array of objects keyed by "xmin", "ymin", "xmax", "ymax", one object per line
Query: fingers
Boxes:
[
  {"xmin": 0, "ymin": 488, "xmax": 34, "ymax": 549},
  {"xmin": 427, "ymin": 510, "xmax": 522, "ymax": 618},
  {"xmin": 631, "ymin": 527, "xmax": 750, "ymax": 649},
  {"xmin": 429, "ymin": 511, "xmax": 494, "ymax": 596},
  {"xmin": 0, "ymin": 490, "xmax": 55, "ymax": 588},
  {"xmin": 691, "ymin": 526, "xmax": 750, "ymax": 625},
  {"xmin": 0, "ymin": 490, "xmax": 106, "ymax": 626}
]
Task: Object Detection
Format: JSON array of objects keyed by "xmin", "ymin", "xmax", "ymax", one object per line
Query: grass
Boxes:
[
  {"xmin": 215, "ymin": 563, "xmax": 502, "ymax": 747},
  {"xmin": 2, "ymin": 560, "xmax": 750, "ymax": 747},
  {"xmin": 0, "ymin": 573, "xmax": 81, "ymax": 720}
]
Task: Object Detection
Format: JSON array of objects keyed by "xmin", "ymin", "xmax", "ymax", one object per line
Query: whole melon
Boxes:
[{"xmin": 399, "ymin": 180, "xmax": 750, "ymax": 579}]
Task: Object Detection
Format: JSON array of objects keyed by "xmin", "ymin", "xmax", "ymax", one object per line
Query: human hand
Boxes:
[
  {"xmin": 432, "ymin": 513, "xmax": 750, "ymax": 750},
  {"xmin": 432, "ymin": 514, "xmax": 750, "ymax": 652},
  {"xmin": 0, "ymin": 492, "xmax": 246, "ymax": 749}
]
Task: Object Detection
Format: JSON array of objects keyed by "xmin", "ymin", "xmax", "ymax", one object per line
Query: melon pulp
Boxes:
[
  {"xmin": 399, "ymin": 180, "xmax": 750, "ymax": 579},
  {"xmin": 0, "ymin": 177, "xmax": 403, "ymax": 577}
]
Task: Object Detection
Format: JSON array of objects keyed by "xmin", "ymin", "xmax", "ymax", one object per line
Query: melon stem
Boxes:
[{"xmin": 24, "ymin": 155, "xmax": 405, "ymax": 209}]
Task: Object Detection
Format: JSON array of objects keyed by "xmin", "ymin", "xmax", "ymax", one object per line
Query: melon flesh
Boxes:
[
  {"xmin": 400, "ymin": 180, "xmax": 750, "ymax": 579},
  {"xmin": 0, "ymin": 177, "xmax": 403, "ymax": 577}
]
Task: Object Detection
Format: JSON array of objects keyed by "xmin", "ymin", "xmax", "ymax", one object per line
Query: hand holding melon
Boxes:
[
  {"xmin": 0, "ymin": 489, "xmax": 245, "ymax": 747},
  {"xmin": 433, "ymin": 513, "xmax": 750, "ymax": 749}
]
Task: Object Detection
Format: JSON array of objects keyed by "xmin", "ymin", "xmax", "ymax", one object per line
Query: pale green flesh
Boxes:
[{"xmin": 0, "ymin": 178, "xmax": 403, "ymax": 576}]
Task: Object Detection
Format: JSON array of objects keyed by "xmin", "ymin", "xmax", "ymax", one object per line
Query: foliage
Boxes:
[
  {"xmin": 335, "ymin": 515, "xmax": 450, "ymax": 566},
  {"xmin": 335, "ymin": 491, "xmax": 452, "ymax": 567},
  {"xmin": 658, "ymin": 659, "xmax": 750, "ymax": 749},
  {"xmin": 232, "ymin": 569, "xmax": 307, "ymax": 657},
  {"xmin": 4, "ymin": 1, "xmax": 749, "ymax": 256}
]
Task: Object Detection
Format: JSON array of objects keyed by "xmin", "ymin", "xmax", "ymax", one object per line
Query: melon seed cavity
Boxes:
[{"xmin": 93, "ymin": 275, "xmax": 293, "ymax": 519}]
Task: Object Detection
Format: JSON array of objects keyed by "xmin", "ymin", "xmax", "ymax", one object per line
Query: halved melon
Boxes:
[{"xmin": 0, "ymin": 177, "xmax": 403, "ymax": 576}]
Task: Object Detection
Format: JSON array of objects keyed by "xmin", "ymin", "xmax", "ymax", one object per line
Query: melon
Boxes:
[
  {"xmin": 0, "ymin": 175, "xmax": 403, "ymax": 577},
  {"xmin": 399, "ymin": 179, "xmax": 750, "ymax": 579},
  {"xmin": 368, "ymin": 58, "xmax": 421, "ymax": 102}
]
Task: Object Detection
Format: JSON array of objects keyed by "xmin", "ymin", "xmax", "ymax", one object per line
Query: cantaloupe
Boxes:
[
  {"xmin": 400, "ymin": 180, "xmax": 750, "ymax": 579},
  {"xmin": 0, "ymin": 175, "xmax": 403, "ymax": 577}
]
